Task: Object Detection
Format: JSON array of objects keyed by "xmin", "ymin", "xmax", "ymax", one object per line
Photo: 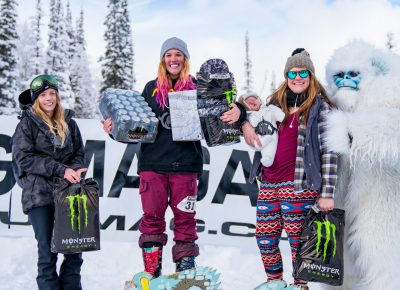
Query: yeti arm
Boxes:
[
  {"xmin": 326, "ymin": 110, "xmax": 351, "ymax": 155},
  {"xmin": 318, "ymin": 102, "xmax": 338, "ymax": 198},
  {"xmin": 347, "ymin": 108, "xmax": 400, "ymax": 167}
]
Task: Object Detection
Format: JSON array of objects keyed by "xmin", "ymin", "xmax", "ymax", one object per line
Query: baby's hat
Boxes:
[{"xmin": 238, "ymin": 91, "xmax": 262, "ymax": 110}]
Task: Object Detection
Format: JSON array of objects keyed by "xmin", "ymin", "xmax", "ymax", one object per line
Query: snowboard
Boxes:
[
  {"xmin": 196, "ymin": 58, "xmax": 241, "ymax": 147},
  {"xmin": 124, "ymin": 266, "xmax": 221, "ymax": 290}
]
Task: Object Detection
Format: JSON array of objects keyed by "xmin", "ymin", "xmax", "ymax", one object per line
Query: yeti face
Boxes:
[
  {"xmin": 333, "ymin": 71, "xmax": 361, "ymax": 91},
  {"xmin": 327, "ymin": 40, "xmax": 400, "ymax": 112},
  {"xmin": 331, "ymin": 70, "xmax": 362, "ymax": 111}
]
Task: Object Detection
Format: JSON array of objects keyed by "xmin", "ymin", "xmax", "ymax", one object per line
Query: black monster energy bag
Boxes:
[
  {"xmin": 293, "ymin": 208, "xmax": 345, "ymax": 286},
  {"xmin": 51, "ymin": 178, "xmax": 100, "ymax": 254}
]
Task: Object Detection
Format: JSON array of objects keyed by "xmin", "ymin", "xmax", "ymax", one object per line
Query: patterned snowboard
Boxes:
[{"xmin": 124, "ymin": 266, "xmax": 221, "ymax": 290}]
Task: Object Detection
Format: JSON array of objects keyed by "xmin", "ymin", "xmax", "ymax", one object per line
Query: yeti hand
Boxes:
[
  {"xmin": 326, "ymin": 110, "xmax": 351, "ymax": 155},
  {"xmin": 248, "ymin": 110, "xmax": 263, "ymax": 128}
]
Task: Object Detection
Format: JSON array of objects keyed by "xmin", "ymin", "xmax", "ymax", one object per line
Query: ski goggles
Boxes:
[
  {"xmin": 287, "ymin": 70, "xmax": 310, "ymax": 80},
  {"xmin": 30, "ymin": 74, "xmax": 59, "ymax": 93}
]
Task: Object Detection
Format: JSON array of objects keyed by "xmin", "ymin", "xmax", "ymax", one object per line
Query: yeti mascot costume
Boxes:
[{"xmin": 324, "ymin": 40, "xmax": 400, "ymax": 290}]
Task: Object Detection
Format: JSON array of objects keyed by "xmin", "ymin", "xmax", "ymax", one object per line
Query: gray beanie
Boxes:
[
  {"xmin": 284, "ymin": 48, "xmax": 315, "ymax": 78},
  {"xmin": 160, "ymin": 37, "xmax": 190, "ymax": 60}
]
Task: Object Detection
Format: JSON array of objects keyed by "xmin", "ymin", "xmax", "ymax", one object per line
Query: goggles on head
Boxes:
[{"xmin": 30, "ymin": 74, "xmax": 59, "ymax": 94}]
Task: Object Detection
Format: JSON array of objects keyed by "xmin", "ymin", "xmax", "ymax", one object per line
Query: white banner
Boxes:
[{"xmin": 0, "ymin": 116, "xmax": 261, "ymax": 249}]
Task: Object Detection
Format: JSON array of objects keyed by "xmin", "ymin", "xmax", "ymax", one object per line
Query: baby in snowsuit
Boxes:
[{"xmin": 239, "ymin": 92, "xmax": 285, "ymax": 167}]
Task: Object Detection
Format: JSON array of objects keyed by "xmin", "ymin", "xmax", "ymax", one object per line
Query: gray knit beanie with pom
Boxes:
[{"xmin": 284, "ymin": 48, "xmax": 315, "ymax": 78}]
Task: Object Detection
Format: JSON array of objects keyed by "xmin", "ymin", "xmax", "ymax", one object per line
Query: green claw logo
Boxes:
[
  {"xmin": 315, "ymin": 220, "xmax": 337, "ymax": 262},
  {"xmin": 224, "ymin": 89, "xmax": 236, "ymax": 107},
  {"xmin": 66, "ymin": 194, "xmax": 88, "ymax": 233}
]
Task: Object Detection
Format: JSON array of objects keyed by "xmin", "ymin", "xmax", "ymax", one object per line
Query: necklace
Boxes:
[{"xmin": 289, "ymin": 94, "xmax": 299, "ymax": 128}]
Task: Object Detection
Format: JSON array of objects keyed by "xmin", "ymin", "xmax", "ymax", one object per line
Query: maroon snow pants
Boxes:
[{"xmin": 138, "ymin": 171, "xmax": 199, "ymax": 262}]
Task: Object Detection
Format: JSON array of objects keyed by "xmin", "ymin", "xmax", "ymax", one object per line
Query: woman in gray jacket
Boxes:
[{"xmin": 12, "ymin": 74, "xmax": 87, "ymax": 290}]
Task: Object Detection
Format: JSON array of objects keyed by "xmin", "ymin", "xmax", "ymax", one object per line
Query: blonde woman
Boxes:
[{"xmin": 12, "ymin": 74, "xmax": 87, "ymax": 290}]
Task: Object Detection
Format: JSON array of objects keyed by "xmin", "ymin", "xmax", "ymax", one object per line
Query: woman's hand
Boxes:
[
  {"xmin": 75, "ymin": 168, "xmax": 88, "ymax": 177},
  {"xmin": 101, "ymin": 117, "xmax": 113, "ymax": 134},
  {"xmin": 317, "ymin": 197, "xmax": 334, "ymax": 212},
  {"xmin": 220, "ymin": 103, "xmax": 241, "ymax": 124},
  {"xmin": 242, "ymin": 121, "xmax": 262, "ymax": 147},
  {"xmin": 64, "ymin": 168, "xmax": 87, "ymax": 184}
]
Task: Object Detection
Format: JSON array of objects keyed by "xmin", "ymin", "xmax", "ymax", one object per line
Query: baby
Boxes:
[{"xmin": 239, "ymin": 92, "xmax": 284, "ymax": 167}]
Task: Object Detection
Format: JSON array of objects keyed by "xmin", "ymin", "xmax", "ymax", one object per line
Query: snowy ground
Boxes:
[{"xmin": 0, "ymin": 236, "xmax": 324, "ymax": 290}]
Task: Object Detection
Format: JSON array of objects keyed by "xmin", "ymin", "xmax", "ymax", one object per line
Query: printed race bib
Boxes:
[{"xmin": 177, "ymin": 196, "xmax": 197, "ymax": 213}]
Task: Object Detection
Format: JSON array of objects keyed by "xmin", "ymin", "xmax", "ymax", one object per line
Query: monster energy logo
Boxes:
[
  {"xmin": 224, "ymin": 89, "xmax": 237, "ymax": 106},
  {"xmin": 66, "ymin": 194, "xmax": 88, "ymax": 233},
  {"xmin": 315, "ymin": 220, "xmax": 337, "ymax": 262}
]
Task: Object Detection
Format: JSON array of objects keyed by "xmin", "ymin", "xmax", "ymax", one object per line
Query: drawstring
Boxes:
[
  {"xmin": 8, "ymin": 190, "xmax": 12, "ymax": 229},
  {"xmin": 162, "ymin": 88, "xmax": 174, "ymax": 109},
  {"xmin": 161, "ymin": 95, "xmax": 170, "ymax": 109},
  {"xmin": 289, "ymin": 94, "xmax": 299, "ymax": 128}
]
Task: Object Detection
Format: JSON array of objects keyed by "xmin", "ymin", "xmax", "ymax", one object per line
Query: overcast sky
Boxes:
[{"xmin": 17, "ymin": 0, "xmax": 400, "ymax": 97}]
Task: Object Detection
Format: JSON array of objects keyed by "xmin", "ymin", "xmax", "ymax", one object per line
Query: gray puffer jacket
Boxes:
[{"xmin": 12, "ymin": 108, "xmax": 85, "ymax": 214}]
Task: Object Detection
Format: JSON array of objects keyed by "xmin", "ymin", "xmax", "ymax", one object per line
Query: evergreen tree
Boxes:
[
  {"xmin": 386, "ymin": 32, "xmax": 396, "ymax": 51},
  {"xmin": 100, "ymin": 0, "xmax": 135, "ymax": 93},
  {"xmin": 16, "ymin": 22, "xmax": 36, "ymax": 91},
  {"xmin": 65, "ymin": 1, "xmax": 75, "ymax": 62},
  {"xmin": 242, "ymin": 30, "xmax": 253, "ymax": 93},
  {"xmin": 31, "ymin": 0, "xmax": 44, "ymax": 75},
  {"xmin": 46, "ymin": 0, "xmax": 74, "ymax": 109},
  {"xmin": 71, "ymin": 9, "xmax": 96, "ymax": 118},
  {"xmin": 270, "ymin": 71, "xmax": 276, "ymax": 94},
  {"xmin": 0, "ymin": 0, "xmax": 19, "ymax": 115}
]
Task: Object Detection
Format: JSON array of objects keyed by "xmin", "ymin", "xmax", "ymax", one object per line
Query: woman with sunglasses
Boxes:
[
  {"xmin": 12, "ymin": 74, "xmax": 87, "ymax": 290},
  {"xmin": 242, "ymin": 49, "xmax": 338, "ymax": 290}
]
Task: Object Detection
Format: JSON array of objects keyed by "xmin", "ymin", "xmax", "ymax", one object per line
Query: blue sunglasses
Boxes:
[{"xmin": 287, "ymin": 70, "xmax": 310, "ymax": 80}]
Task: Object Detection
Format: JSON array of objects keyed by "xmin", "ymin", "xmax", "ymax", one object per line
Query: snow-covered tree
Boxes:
[
  {"xmin": 65, "ymin": 1, "xmax": 75, "ymax": 62},
  {"xmin": 100, "ymin": 0, "xmax": 135, "ymax": 93},
  {"xmin": 16, "ymin": 22, "xmax": 36, "ymax": 91},
  {"xmin": 46, "ymin": 0, "xmax": 74, "ymax": 109},
  {"xmin": 386, "ymin": 32, "xmax": 396, "ymax": 51},
  {"xmin": 242, "ymin": 30, "xmax": 253, "ymax": 93},
  {"xmin": 0, "ymin": 0, "xmax": 19, "ymax": 115},
  {"xmin": 31, "ymin": 0, "xmax": 44, "ymax": 76},
  {"xmin": 71, "ymin": 9, "xmax": 96, "ymax": 118},
  {"xmin": 270, "ymin": 71, "xmax": 276, "ymax": 94}
]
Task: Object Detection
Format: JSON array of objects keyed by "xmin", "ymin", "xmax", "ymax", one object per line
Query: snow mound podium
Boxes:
[{"xmin": 124, "ymin": 267, "xmax": 221, "ymax": 290}]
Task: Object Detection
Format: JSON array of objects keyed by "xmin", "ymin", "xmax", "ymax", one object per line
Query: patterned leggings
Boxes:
[{"xmin": 255, "ymin": 181, "xmax": 318, "ymax": 281}]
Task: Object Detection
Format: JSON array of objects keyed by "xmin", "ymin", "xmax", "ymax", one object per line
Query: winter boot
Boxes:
[
  {"xmin": 142, "ymin": 246, "xmax": 162, "ymax": 278},
  {"xmin": 253, "ymin": 279, "xmax": 287, "ymax": 290},
  {"xmin": 175, "ymin": 256, "xmax": 195, "ymax": 272}
]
